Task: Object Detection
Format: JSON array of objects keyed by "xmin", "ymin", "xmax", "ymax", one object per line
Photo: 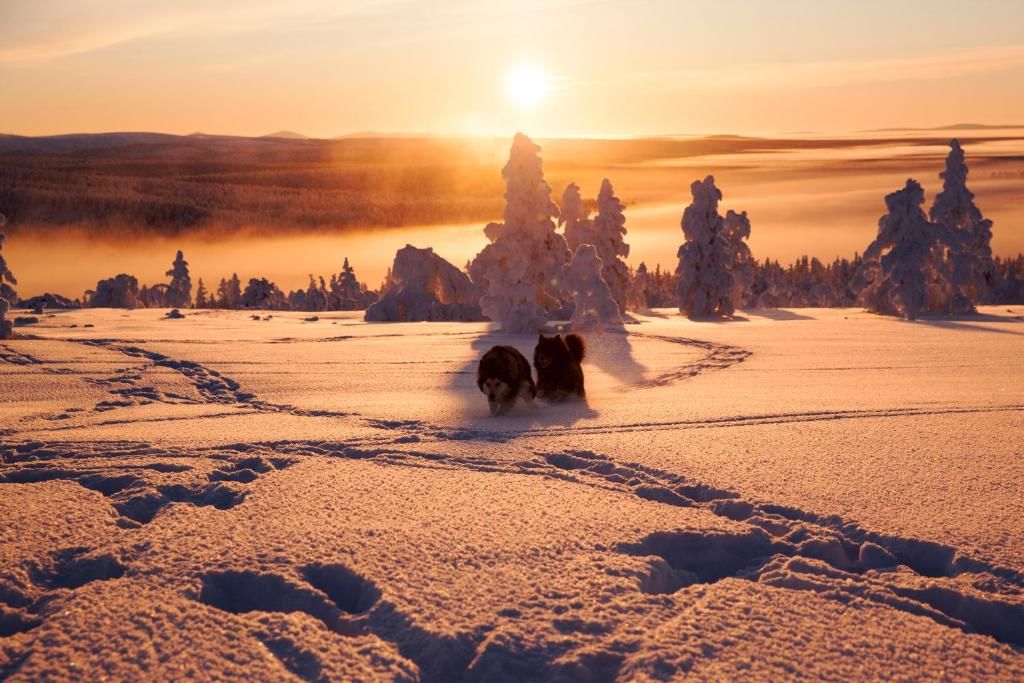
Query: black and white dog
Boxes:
[{"xmin": 477, "ymin": 345, "xmax": 536, "ymax": 416}]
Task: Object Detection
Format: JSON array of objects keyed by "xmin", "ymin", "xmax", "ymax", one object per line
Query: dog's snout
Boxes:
[{"xmin": 488, "ymin": 393, "xmax": 496, "ymax": 401}]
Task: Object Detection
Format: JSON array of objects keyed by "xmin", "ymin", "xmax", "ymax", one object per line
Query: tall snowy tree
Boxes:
[
  {"xmin": 0, "ymin": 219, "xmax": 12, "ymax": 339},
  {"xmin": 559, "ymin": 183, "xmax": 593, "ymax": 252},
  {"xmin": 929, "ymin": 139, "xmax": 994, "ymax": 312},
  {"xmin": 469, "ymin": 133, "xmax": 571, "ymax": 332},
  {"xmin": 858, "ymin": 179, "xmax": 949, "ymax": 320},
  {"xmin": 675, "ymin": 176, "xmax": 753, "ymax": 318},
  {"xmin": 306, "ymin": 275, "xmax": 328, "ymax": 311},
  {"xmin": 336, "ymin": 257, "xmax": 363, "ymax": 310},
  {"xmin": 165, "ymin": 250, "xmax": 192, "ymax": 308},
  {"xmin": 590, "ymin": 179, "xmax": 631, "ymax": 313},
  {"xmin": 194, "ymin": 279, "xmax": 210, "ymax": 308}
]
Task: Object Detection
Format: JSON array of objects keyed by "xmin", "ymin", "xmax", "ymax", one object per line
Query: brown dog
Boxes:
[
  {"xmin": 477, "ymin": 345, "xmax": 536, "ymax": 415},
  {"xmin": 534, "ymin": 333, "xmax": 586, "ymax": 401}
]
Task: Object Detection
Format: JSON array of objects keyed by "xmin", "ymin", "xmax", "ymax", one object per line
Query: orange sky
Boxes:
[{"xmin": 3, "ymin": 1, "xmax": 1024, "ymax": 138}]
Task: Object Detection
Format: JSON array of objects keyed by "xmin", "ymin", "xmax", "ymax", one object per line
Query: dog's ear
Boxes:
[
  {"xmin": 538, "ymin": 333, "xmax": 545, "ymax": 343},
  {"xmin": 555, "ymin": 334, "xmax": 562, "ymax": 340}
]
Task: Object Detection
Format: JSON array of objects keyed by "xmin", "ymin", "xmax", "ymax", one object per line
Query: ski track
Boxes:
[{"xmin": 3, "ymin": 330, "xmax": 1023, "ymax": 679}]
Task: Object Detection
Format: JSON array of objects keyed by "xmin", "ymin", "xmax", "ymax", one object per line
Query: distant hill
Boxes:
[
  {"xmin": 869, "ymin": 123, "xmax": 1024, "ymax": 133},
  {"xmin": 261, "ymin": 130, "xmax": 309, "ymax": 140}
]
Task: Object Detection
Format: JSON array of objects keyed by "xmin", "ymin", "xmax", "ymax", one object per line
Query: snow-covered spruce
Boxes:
[
  {"xmin": 241, "ymin": 278, "xmax": 288, "ymax": 310},
  {"xmin": 165, "ymin": 250, "xmax": 192, "ymax": 309},
  {"xmin": 590, "ymin": 179, "xmax": 631, "ymax": 313},
  {"xmin": 365, "ymin": 245, "xmax": 484, "ymax": 322},
  {"xmin": 194, "ymin": 279, "xmax": 210, "ymax": 308},
  {"xmin": 0, "ymin": 219, "xmax": 17, "ymax": 309},
  {"xmin": 560, "ymin": 182, "xmax": 593, "ymax": 253},
  {"xmin": 857, "ymin": 179, "xmax": 949, "ymax": 321},
  {"xmin": 470, "ymin": 133, "xmax": 571, "ymax": 333},
  {"xmin": 87, "ymin": 274, "xmax": 140, "ymax": 309},
  {"xmin": 217, "ymin": 274, "xmax": 243, "ymax": 309},
  {"xmin": 565, "ymin": 244, "xmax": 623, "ymax": 330},
  {"xmin": 929, "ymin": 139, "xmax": 995, "ymax": 313},
  {"xmin": 676, "ymin": 176, "xmax": 754, "ymax": 318},
  {"xmin": 627, "ymin": 262, "xmax": 651, "ymax": 311}
]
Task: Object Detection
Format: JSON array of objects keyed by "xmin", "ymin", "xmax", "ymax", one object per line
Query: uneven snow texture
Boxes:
[{"xmin": 1, "ymin": 306, "xmax": 1023, "ymax": 681}]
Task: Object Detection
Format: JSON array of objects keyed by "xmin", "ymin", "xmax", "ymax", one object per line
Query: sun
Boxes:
[{"xmin": 506, "ymin": 63, "xmax": 551, "ymax": 108}]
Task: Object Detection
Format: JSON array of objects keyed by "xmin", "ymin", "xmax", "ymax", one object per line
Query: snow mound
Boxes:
[{"xmin": 365, "ymin": 245, "xmax": 483, "ymax": 322}]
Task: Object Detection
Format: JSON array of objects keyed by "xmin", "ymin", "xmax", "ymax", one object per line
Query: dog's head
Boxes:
[
  {"xmin": 535, "ymin": 334, "xmax": 569, "ymax": 369},
  {"xmin": 479, "ymin": 377, "xmax": 513, "ymax": 416}
]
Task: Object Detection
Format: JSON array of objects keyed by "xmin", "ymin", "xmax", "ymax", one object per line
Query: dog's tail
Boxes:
[{"xmin": 565, "ymin": 333, "xmax": 586, "ymax": 363}]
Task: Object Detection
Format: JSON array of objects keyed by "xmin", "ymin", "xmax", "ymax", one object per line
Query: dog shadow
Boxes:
[
  {"xmin": 582, "ymin": 326, "xmax": 648, "ymax": 386},
  {"xmin": 453, "ymin": 328, "xmax": 599, "ymax": 429}
]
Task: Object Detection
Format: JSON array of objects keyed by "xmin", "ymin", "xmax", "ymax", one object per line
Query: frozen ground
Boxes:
[{"xmin": 1, "ymin": 306, "xmax": 1022, "ymax": 681}]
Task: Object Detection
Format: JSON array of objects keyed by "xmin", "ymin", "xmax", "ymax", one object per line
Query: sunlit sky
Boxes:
[{"xmin": 3, "ymin": 0, "xmax": 1024, "ymax": 138}]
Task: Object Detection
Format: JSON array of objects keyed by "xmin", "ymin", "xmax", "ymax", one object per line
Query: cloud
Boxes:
[
  {"xmin": 612, "ymin": 44, "xmax": 1024, "ymax": 93},
  {"xmin": 0, "ymin": 0, "xmax": 403, "ymax": 65}
]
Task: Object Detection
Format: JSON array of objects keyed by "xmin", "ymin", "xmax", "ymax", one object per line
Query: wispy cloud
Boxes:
[
  {"xmin": 610, "ymin": 44, "xmax": 1024, "ymax": 92},
  {"xmin": 0, "ymin": 0, "xmax": 403, "ymax": 65}
]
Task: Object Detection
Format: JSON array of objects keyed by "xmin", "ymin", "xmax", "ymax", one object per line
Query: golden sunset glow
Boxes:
[{"xmin": 506, "ymin": 63, "xmax": 551, "ymax": 109}]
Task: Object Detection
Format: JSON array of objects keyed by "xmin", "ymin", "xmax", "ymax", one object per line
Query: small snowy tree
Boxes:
[
  {"xmin": 858, "ymin": 179, "xmax": 948, "ymax": 320},
  {"xmin": 306, "ymin": 275, "xmax": 328, "ymax": 312},
  {"xmin": 590, "ymin": 179, "xmax": 631, "ymax": 313},
  {"xmin": 469, "ymin": 133, "xmax": 571, "ymax": 332},
  {"xmin": 90, "ymin": 274, "xmax": 140, "ymax": 308},
  {"xmin": 0, "ymin": 217, "xmax": 17, "ymax": 307},
  {"xmin": 929, "ymin": 139, "xmax": 995, "ymax": 312},
  {"xmin": 165, "ymin": 250, "xmax": 192, "ymax": 309},
  {"xmin": 627, "ymin": 262, "xmax": 651, "ymax": 311},
  {"xmin": 676, "ymin": 176, "xmax": 753, "ymax": 318},
  {"xmin": 565, "ymin": 245, "xmax": 622, "ymax": 330},
  {"xmin": 242, "ymin": 278, "xmax": 287, "ymax": 310},
  {"xmin": 218, "ymin": 274, "xmax": 242, "ymax": 309},
  {"xmin": 194, "ymin": 279, "xmax": 210, "ymax": 308},
  {"xmin": 560, "ymin": 183, "xmax": 593, "ymax": 252}
]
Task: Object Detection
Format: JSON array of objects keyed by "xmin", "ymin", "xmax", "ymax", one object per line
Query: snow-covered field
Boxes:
[{"xmin": 1, "ymin": 307, "xmax": 1022, "ymax": 681}]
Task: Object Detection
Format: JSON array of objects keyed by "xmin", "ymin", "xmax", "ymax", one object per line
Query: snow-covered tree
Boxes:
[
  {"xmin": 929, "ymin": 139, "xmax": 995, "ymax": 312},
  {"xmin": 676, "ymin": 176, "xmax": 753, "ymax": 318},
  {"xmin": 306, "ymin": 275, "xmax": 328, "ymax": 311},
  {"xmin": 565, "ymin": 244, "xmax": 622, "ymax": 330},
  {"xmin": 365, "ymin": 244, "xmax": 483, "ymax": 322},
  {"xmin": 590, "ymin": 179, "xmax": 631, "ymax": 313},
  {"xmin": 469, "ymin": 133, "xmax": 571, "ymax": 332},
  {"xmin": 194, "ymin": 279, "xmax": 210, "ymax": 308},
  {"xmin": 0, "ymin": 298, "xmax": 12, "ymax": 340},
  {"xmin": 218, "ymin": 274, "xmax": 242, "ymax": 309},
  {"xmin": 858, "ymin": 179, "xmax": 949, "ymax": 320},
  {"xmin": 559, "ymin": 183, "xmax": 593, "ymax": 252},
  {"xmin": 627, "ymin": 262, "xmax": 651, "ymax": 311},
  {"xmin": 242, "ymin": 278, "xmax": 287, "ymax": 310},
  {"xmin": 89, "ymin": 274, "xmax": 140, "ymax": 308},
  {"xmin": 165, "ymin": 250, "xmax": 192, "ymax": 308},
  {"xmin": 0, "ymin": 217, "xmax": 17, "ymax": 307}
]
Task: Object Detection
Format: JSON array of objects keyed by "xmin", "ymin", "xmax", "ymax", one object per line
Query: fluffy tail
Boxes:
[{"xmin": 565, "ymin": 333, "xmax": 586, "ymax": 363}]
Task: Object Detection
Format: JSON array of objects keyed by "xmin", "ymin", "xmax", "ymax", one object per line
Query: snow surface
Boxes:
[{"xmin": 1, "ymin": 306, "xmax": 1023, "ymax": 681}]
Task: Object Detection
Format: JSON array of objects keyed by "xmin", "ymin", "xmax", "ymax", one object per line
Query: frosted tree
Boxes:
[
  {"xmin": 565, "ymin": 244, "xmax": 622, "ymax": 330},
  {"xmin": 858, "ymin": 179, "xmax": 948, "ymax": 320},
  {"xmin": 559, "ymin": 183, "xmax": 593, "ymax": 252},
  {"xmin": 365, "ymin": 245, "xmax": 483, "ymax": 322},
  {"xmin": 0, "ymin": 217, "xmax": 12, "ymax": 338},
  {"xmin": 241, "ymin": 278, "xmax": 287, "ymax": 310},
  {"xmin": 676, "ymin": 176, "xmax": 753, "ymax": 318},
  {"xmin": 306, "ymin": 275, "xmax": 328, "ymax": 311},
  {"xmin": 218, "ymin": 274, "xmax": 242, "ymax": 309},
  {"xmin": 469, "ymin": 133, "xmax": 571, "ymax": 332},
  {"xmin": 590, "ymin": 179, "xmax": 631, "ymax": 313},
  {"xmin": 0, "ymin": 217, "xmax": 16, "ymax": 307},
  {"xmin": 194, "ymin": 279, "xmax": 210, "ymax": 308},
  {"xmin": 627, "ymin": 262, "xmax": 651, "ymax": 311},
  {"xmin": 89, "ymin": 274, "xmax": 140, "ymax": 308},
  {"xmin": 165, "ymin": 250, "xmax": 192, "ymax": 308},
  {"xmin": 336, "ymin": 257, "xmax": 363, "ymax": 310},
  {"xmin": 929, "ymin": 139, "xmax": 994, "ymax": 312}
]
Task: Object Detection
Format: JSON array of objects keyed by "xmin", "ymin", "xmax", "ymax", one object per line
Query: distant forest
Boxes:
[{"xmin": 0, "ymin": 131, "xmax": 1006, "ymax": 237}]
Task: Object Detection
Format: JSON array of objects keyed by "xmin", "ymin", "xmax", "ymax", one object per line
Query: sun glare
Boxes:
[{"xmin": 506, "ymin": 63, "xmax": 550, "ymax": 108}]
